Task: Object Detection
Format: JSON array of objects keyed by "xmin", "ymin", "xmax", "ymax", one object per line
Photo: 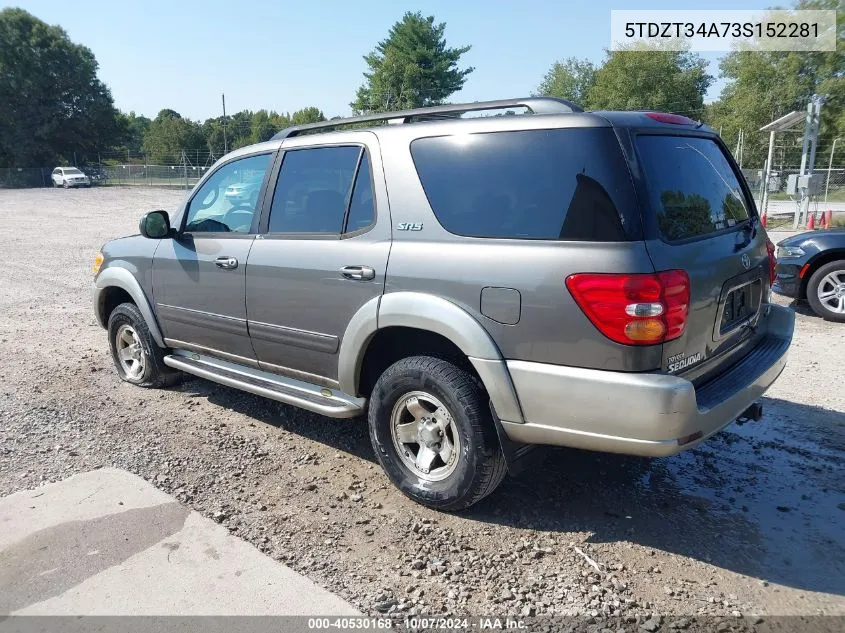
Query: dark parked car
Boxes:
[
  {"xmin": 773, "ymin": 228, "xmax": 845, "ymax": 321},
  {"xmin": 82, "ymin": 166, "xmax": 108, "ymax": 185}
]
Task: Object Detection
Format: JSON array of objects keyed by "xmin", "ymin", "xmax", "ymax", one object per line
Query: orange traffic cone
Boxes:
[
  {"xmin": 825, "ymin": 210, "xmax": 833, "ymax": 229},
  {"xmin": 807, "ymin": 212, "xmax": 815, "ymax": 230},
  {"xmin": 760, "ymin": 210, "xmax": 767, "ymax": 228}
]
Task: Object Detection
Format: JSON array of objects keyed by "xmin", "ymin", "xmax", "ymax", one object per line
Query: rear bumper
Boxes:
[{"xmin": 500, "ymin": 304, "xmax": 794, "ymax": 457}]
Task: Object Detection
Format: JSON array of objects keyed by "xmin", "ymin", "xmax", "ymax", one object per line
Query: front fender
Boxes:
[
  {"xmin": 93, "ymin": 267, "xmax": 165, "ymax": 347},
  {"xmin": 337, "ymin": 292, "xmax": 524, "ymax": 424}
]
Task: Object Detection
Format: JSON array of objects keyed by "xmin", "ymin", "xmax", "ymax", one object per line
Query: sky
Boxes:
[{"xmin": 9, "ymin": 0, "xmax": 776, "ymax": 121}]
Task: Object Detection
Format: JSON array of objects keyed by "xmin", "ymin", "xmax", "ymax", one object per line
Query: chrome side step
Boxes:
[{"xmin": 163, "ymin": 351, "xmax": 365, "ymax": 418}]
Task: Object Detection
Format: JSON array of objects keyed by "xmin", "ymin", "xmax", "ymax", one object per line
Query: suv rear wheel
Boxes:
[
  {"xmin": 107, "ymin": 302, "xmax": 181, "ymax": 388},
  {"xmin": 368, "ymin": 356, "xmax": 507, "ymax": 511},
  {"xmin": 806, "ymin": 260, "xmax": 845, "ymax": 322}
]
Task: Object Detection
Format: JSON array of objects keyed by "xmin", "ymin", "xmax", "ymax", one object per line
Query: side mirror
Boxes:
[{"xmin": 139, "ymin": 210, "xmax": 171, "ymax": 239}]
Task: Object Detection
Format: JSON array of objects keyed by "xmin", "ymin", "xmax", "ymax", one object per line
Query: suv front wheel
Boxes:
[
  {"xmin": 368, "ymin": 356, "xmax": 507, "ymax": 511},
  {"xmin": 107, "ymin": 302, "xmax": 181, "ymax": 388}
]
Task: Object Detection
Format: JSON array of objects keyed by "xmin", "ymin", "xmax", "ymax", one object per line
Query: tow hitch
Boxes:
[{"xmin": 736, "ymin": 401, "xmax": 763, "ymax": 425}]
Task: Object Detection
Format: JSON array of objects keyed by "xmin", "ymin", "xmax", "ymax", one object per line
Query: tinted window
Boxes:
[
  {"xmin": 184, "ymin": 153, "xmax": 271, "ymax": 233},
  {"xmin": 268, "ymin": 146, "xmax": 361, "ymax": 234},
  {"xmin": 345, "ymin": 152, "xmax": 375, "ymax": 233},
  {"xmin": 636, "ymin": 135, "xmax": 751, "ymax": 241},
  {"xmin": 410, "ymin": 128, "xmax": 635, "ymax": 241}
]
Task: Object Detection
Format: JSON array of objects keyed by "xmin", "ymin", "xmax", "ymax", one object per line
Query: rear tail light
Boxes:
[
  {"xmin": 765, "ymin": 238, "xmax": 777, "ymax": 286},
  {"xmin": 565, "ymin": 270, "xmax": 690, "ymax": 346}
]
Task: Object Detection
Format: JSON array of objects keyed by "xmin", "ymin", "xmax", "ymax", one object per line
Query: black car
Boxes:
[{"xmin": 773, "ymin": 228, "xmax": 845, "ymax": 322}]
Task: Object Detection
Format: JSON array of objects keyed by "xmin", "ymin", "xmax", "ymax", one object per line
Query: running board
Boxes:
[{"xmin": 163, "ymin": 351, "xmax": 365, "ymax": 418}]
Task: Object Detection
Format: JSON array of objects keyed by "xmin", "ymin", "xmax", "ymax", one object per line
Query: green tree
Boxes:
[
  {"xmin": 249, "ymin": 110, "xmax": 276, "ymax": 144},
  {"xmin": 705, "ymin": 0, "xmax": 845, "ymax": 167},
  {"xmin": 119, "ymin": 112, "xmax": 151, "ymax": 154},
  {"xmin": 351, "ymin": 11, "xmax": 474, "ymax": 114},
  {"xmin": 226, "ymin": 110, "xmax": 255, "ymax": 150},
  {"xmin": 587, "ymin": 47, "xmax": 712, "ymax": 115},
  {"xmin": 201, "ymin": 117, "xmax": 228, "ymax": 156},
  {"xmin": 0, "ymin": 8, "xmax": 124, "ymax": 166},
  {"xmin": 534, "ymin": 57, "xmax": 596, "ymax": 107},
  {"xmin": 291, "ymin": 106, "xmax": 326, "ymax": 125},
  {"xmin": 141, "ymin": 110, "xmax": 204, "ymax": 162}
]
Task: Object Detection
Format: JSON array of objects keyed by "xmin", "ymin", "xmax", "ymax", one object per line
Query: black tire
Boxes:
[
  {"xmin": 806, "ymin": 260, "xmax": 845, "ymax": 323},
  {"xmin": 368, "ymin": 356, "xmax": 507, "ymax": 511},
  {"xmin": 62, "ymin": 180, "xmax": 69, "ymax": 189},
  {"xmin": 107, "ymin": 302, "xmax": 182, "ymax": 388}
]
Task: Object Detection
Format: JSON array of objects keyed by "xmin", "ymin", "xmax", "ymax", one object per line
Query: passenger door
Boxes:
[
  {"xmin": 245, "ymin": 135, "xmax": 390, "ymax": 384},
  {"xmin": 152, "ymin": 152, "xmax": 274, "ymax": 363}
]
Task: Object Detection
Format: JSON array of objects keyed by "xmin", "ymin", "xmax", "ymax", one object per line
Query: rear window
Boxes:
[
  {"xmin": 410, "ymin": 128, "xmax": 637, "ymax": 241},
  {"xmin": 636, "ymin": 135, "xmax": 751, "ymax": 242}
]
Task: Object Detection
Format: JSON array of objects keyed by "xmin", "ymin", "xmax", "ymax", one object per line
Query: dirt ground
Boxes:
[{"xmin": 0, "ymin": 187, "xmax": 843, "ymax": 625}]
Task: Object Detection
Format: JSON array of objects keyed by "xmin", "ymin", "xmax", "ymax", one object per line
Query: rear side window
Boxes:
[
  {"xmin": 268, "ymin": 146, "xmax": 374, "ymax": 234},
  {"xmin": 410, "ymin": 128, "xmax": 636, "ymax": 241},
  {"xmin": 636, "ymin": 135, "xmax": 751, "ymax": 242}
]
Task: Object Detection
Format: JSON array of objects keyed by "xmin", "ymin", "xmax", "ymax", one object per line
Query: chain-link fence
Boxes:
[
  {"xmin": 0, "ymin": 164, "xmax": 210, "ymax": 189},
  {"xmin": 746, "ymin": 166, "xmax": 845, "ymax": 229},
  {"xmin": 0, "ymin": 167, "xmax": 54, "ymax": 188},
  {"xmin": 0, "ymin": 149, "xmax": 220, "ymax": 189},
  {"xmin": 100, "ymin": 164, "xmax": 208, "ymax": 188}
]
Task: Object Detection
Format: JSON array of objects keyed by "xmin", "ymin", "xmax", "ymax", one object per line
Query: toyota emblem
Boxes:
[{"xmin": 741, "ymin": 253, "xmax": 751, "ymax": 269}]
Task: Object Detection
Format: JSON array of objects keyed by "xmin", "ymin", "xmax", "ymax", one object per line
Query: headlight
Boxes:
[
  {"xmin": 776, "ymin": 246, "xmax": 805, "ymax": 259},
  {"xmin": 93, "ymin": 252, "xmax": 103, "ymax": 274}
]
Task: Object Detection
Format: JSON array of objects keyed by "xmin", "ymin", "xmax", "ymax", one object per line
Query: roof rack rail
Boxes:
[{"xmin": 271, "ymin": 97, "xmax": 583, "ymax": 140}]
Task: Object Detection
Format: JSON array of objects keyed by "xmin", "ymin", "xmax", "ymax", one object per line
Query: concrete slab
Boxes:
[{"xmin": 0, "ymin": 468, "xmax": 359, "ymax": 616}]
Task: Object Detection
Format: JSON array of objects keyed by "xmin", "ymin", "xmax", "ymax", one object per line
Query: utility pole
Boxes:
[
  {"xmin": 825, "ymin": 137, "xmax": 841, "ymax": 204},
  {"xmin": 761, "ymin": 131, "xmax": 775, "ymax": 216},
  {"xmin": 222, "ymin": 93, "xmax": 228, "ymax": 154},
  {"xmin": 182, "ymin": 150, "xmax": 188, "ymax": 190},
  {"xmin": 795, "ymin": 95, "xmax": 825, "ymax": 228}
]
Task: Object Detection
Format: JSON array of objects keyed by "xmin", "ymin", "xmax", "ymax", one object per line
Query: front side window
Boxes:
[
  {"xmin": 183, "ymin": 153, "xmax": 272, "ymax": 234},
  {"xmin": 268, "ymin": 146, "xmax": 373, "ymax": 234},
  {"xmin": 636, "ymin": 135, "xmax": 751, "ymax": 242}
]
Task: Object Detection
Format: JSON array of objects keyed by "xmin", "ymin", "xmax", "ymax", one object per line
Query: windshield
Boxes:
[
  {"xmin": 64, "ymin": 168, "xmax": 83, "ymax": 175},
  {"xmin": 636, "ymin": 135, "xmax": 751, "ymax": 242}
]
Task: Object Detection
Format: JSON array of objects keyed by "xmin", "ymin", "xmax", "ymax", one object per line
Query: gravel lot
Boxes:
[{"xmin": 1, "ymin": 187, "xmax": 843, "ymax": 627}]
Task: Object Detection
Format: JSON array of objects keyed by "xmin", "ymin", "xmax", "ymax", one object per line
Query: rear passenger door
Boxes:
[{"xmin": 245, "ymin": 134, "xmax": 390, "ymax": 385}]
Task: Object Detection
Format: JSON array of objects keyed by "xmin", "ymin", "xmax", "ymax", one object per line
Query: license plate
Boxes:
[{"xmin": 720, "ymin": 284, "xmax": 754, "ymax": 331}]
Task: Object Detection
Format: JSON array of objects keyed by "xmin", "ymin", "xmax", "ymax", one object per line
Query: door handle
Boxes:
[
  {"xmin": 215, "ymin": 256, "xmax": 238, "ymax": 270},
  {"xmin": 340, "ymin": 265, "xmax": 375, "ymax": 281}
]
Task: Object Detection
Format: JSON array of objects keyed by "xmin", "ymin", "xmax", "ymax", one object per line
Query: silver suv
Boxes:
[{"xmin": 92, "ymin": 98, "xmax": 794, "ymax": 510}]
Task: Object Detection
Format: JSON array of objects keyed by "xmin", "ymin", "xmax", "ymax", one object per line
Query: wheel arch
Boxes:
[
  {"xmin": 338, "ymin": 292, "xmax": 524, "ymax": 423},
  {"xmin": 94, "ymin": 267, "xmax": 166, "ymax": 347}
]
